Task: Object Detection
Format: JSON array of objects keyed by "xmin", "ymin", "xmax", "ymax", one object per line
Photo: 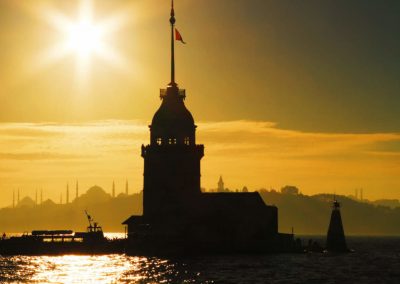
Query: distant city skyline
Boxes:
[
  {"xmin": 1, "ymin": 119, "xmax": 399, "ymax": 207},
  {"xmin": 6, "ymin": 179, "xmax": 133, "ymax": 207}
]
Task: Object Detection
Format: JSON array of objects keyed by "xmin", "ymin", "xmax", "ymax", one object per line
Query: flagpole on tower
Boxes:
[{"xmin": 170, "ymin": 0, "xmax": 176, "ymax": 86}]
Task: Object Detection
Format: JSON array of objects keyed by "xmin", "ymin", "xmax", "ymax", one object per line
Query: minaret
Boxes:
[
  {"xmin": 66, "ymin": 183, "xmax": 69, "ymax": 204},
  {"xmin": 326, "ymin": 198, "xmax": 349, "ymax": 252},
  {"xmin": 13, "ymin": 189, "xmax": 15, "ymax": 208},
  {"xmin": 35, "ymin": 189, "xmax": 38, "ymax": 206},
  {"xmin": 141, "ymin": 0, "xmax": 204, "ymax": 218},
  {"xmin": 76, "ymin": 180, "xmax": 79, "ymax": 200},
  {"xmin": 17, "ymin": 188, "xmax": 20, "ymax": 205},
  {"xmin": 40, "ymin": 188, "xmax": 43, "ymax": 204},
  {"xmin": 112, "ymin": 181, "xmax": 116, "ymax": 198},
  {"xmin": 125, "ymin": 180, "xmax": 129, "ymax": 195},
  {"xmin": 218, "ymin": 176, "xmax": 224, "ymax": 192}
]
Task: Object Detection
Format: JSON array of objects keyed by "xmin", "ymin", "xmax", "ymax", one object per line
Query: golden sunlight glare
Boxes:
[
  {"xmin": 37, "ymin": 0, "xmax": 127, "ymax": 78},
  {"xmin": 65, "ymin": 19, "xmax": 103, "ymax": 59}
]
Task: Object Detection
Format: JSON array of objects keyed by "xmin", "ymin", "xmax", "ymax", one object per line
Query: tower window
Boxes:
[
  {"xmin": 184, "ymin": 137, "xmax": 190, "ymax": 145},
  {"xmin": 168, "ymin": 138, "xmax": 177, "ymax": 145},
  {"xmin": 156, "ymin": 138, "xmax": 162, "ymax": 145}
]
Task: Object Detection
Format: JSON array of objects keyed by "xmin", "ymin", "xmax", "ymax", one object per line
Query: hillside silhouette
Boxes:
[
  {"xmin": 1, "ymin": 186, "xmax": 399, "ymax": 235},
  {"xmin": 258, "ymin": 191, "xmax": 400, "ymax": 235}
]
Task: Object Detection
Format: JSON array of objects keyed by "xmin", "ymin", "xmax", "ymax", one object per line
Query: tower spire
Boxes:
[{"xmin": 170, "ymin": 0, "xmax": 176, "ymax": 86}]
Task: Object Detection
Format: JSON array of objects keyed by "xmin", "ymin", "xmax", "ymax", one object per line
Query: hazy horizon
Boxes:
[{"xmin": 1, "ymin": 119, "xmax": 399, "ymax": 208}]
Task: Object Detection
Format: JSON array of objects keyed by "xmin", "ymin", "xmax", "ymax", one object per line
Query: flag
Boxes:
[{"xmin": 175, "ymin": 28, "xmax": 186, "ymax": 44}]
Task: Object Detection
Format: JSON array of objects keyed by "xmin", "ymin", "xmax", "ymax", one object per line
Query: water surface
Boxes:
[{"xmin": 1, "ymin": 237, "xmax": 399, "ymax": 283}]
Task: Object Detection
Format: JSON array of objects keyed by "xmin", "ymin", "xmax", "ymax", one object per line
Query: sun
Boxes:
[
  {"xmin": 66, "ymin": 19, "xmax": 103, "ymax": 59},
  {"xmin": 37, "ymin": 0, "xmax": 126, "ymax": 78}
]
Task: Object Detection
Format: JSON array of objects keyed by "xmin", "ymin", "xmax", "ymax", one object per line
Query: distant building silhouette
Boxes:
[
  {"xmin": 12, "ymin": 190, "xmax": 15, "ymax": 208},
  {"xmin": 40, "ymin": 188, "xmax": 43, "ymax": 204},
  {"xmin": 112, "ymin": 181, "xmax": 116, "ymax": 198},
  {"xmin": 17, "ymin": 189, "xmax": 20, "ymax": 204},
  {"xmin": 123, "ymin": 1, "xmax": 293, "ymax": 254},
  {"xmin": 76, "ymin": 185, "xmax": 112, "ymax": 205},
  {"xmin": 217, "ymin": 176, "xmax": 224, "ymax": 192},
  {"xmin": 125, "ymin": 180, "xmax": 129, "ymax": 195},
  {"xmin": 16, "ymin": 196, "xmax": 35, "ymax": 208},
  {"xmin": 281, "ymin": 185, "xmax": 299, "ymax": 195},
  {"xmin": 35, "ymin": 189, "xmax": 38, "ymax": 206}
]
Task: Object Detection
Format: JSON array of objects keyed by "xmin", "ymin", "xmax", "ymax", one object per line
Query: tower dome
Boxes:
[
  {"xmin": 151, "ymin": 86, "xmax": 194, "ymax": 130},
  {"xmin": 150, "ymin": 85, "xmax": 196, "ymax": 146}
]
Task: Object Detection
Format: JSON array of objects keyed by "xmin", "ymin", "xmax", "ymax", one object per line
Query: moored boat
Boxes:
[{"xmin": 0, "ymin": 211, "xmax": 125, "ymax": 255}]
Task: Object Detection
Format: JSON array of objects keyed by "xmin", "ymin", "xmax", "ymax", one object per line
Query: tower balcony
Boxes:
[
  {"xmin": 160, "ymin": 88, "xmax": 186, "ymax": 100},
  {"xmin": 141, "ymin": 144, "xmax": 204, "ymax": 158}
]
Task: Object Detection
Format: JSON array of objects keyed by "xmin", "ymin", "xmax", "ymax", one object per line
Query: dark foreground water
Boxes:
[{"xmin": 1, "ymin": 237, "xmax": 400, "ymax": 283}]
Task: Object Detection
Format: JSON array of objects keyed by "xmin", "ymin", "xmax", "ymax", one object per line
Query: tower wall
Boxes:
[{"xmin": 142, "ymin": 144, "xmax": 204, "ymax": 219}]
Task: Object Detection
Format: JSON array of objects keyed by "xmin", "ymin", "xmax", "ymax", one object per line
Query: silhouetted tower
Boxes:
[
  {"xmin": 35, "ymin": 189, "xmax": 38, "ymax": 206},
  {"xmin": 217, "ymin": 176, "xmax": 224, "ymax": 192},
  {"xmin": 40, "ymin": 188, "xmax": 43, "ymax": 204},
  {"xmin": 141, "ymin": 0, "xmax": 204, "ymax": 218},
  {"xmin": 112, "ymin": 181, "xmax": 116, "ymax": 198},
  {"xmin": 75, "ymin": 180, "xmax": 79, "ymax": 200},
  {"xmin": 125, "ymin": 180, "xmax": 129, "ymax": 195},
  {"xmin": 326, "ymin": 198, "xmax": 348, "ymax": 252},
  {"xmin": 355, "ymin": 188, "xmax": 358, "ymax": 199},
  {"xmin": 17, "ymin": 188, "xmax": 20, "ymax": 204},
  {"xmin": 360, "ymin": 188, "xmax": 363, "ymax": 201},
  {"xmin": 66, "ymin": 183, "xmax": 69, "ymax": 204},
  {"xmin": 12, "ymin": 189, "xmax": 15, "ymax": 208}
]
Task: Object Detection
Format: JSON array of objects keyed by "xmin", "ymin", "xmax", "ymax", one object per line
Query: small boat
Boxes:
[{"xmin": 0, "ymin": 211, "xmax": 125, "ymax": 255}]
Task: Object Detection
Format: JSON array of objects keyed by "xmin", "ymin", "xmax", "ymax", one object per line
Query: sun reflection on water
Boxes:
[
  {"xmin": 30, "ymin": 255, "xmax": 133, "ymax": 283},
  {"xmin": 0, "ymin": 255, "xmax": 201, "ymax": 283}
]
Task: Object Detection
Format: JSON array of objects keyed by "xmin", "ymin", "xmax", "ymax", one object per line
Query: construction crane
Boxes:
[{"xmin": 85, "ymin": 210, "xmax": 93, "ymax": 230}]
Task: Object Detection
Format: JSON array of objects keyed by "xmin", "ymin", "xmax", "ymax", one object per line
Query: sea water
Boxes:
[{"xmin": 1, "ymin": 236, "xmax": 400, "ymax": 283}]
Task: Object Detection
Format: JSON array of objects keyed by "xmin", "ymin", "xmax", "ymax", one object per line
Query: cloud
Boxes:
[
  {"xmin": 198, "ymin": 120, "xmax": 400, "ymax": 158},
  {"xmin": 1, "ymin": 120, "xmax": 399, "ymax": 163},
  {"xmin": 0, "ymin": 152, "xmax": 86, "ymax": 161},
  {"xmin": 0, "ymin": 120, "xmax": 399, "ymax": 205},
  {"xmin": 0, "ymin": 125, "xmax": 63, "ymax": 138}
]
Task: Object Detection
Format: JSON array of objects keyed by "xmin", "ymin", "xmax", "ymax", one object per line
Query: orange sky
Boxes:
[
  {"xmin": 0, "ymin": 120, "xmax": 399, "ymax": 207},
  {"xmin": 0, "ymin": 0, "xmax": 399, "ymax": 207}
]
